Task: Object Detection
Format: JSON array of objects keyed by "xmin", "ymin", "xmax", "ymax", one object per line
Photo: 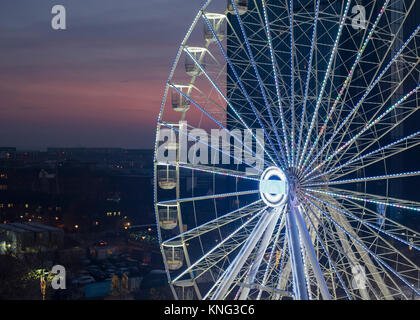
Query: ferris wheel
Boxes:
[{"xmin": 153, "ymin": 0, "xmax": 420, "ymax": 300}]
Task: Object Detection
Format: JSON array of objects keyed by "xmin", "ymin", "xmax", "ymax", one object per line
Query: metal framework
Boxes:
[{"xmin": 153, "ymin": 0, "xmax": 420, "ymax": 300}]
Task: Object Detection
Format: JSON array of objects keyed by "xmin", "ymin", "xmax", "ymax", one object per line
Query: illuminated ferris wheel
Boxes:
[{"xmin": 153, "ymin": 0, "xmax": 420, "ymax": 300}]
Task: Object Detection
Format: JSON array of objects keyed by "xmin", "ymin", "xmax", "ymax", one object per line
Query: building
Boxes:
[
  {"xmin": 0, "ymin": 148, "xmax": 155, "ymax": 232},
  {"xmin": 0, "ymin": 222, "xmax": 64, "ymax": 255}
]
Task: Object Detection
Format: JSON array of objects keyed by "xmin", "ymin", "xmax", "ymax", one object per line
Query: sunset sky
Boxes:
[{"xmin": 0, "ymin": 0, "xmax": 200, "ymax": 150}]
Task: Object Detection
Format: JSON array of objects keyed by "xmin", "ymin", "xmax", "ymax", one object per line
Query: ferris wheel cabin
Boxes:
[
  {"xmin": 163, "ymin": 241, "xmax": 184, "ymax": 271},
  {"xmin": 203, "ymin": 13, "xmax": 226, "ymax": 43},
  {"xmin": 158, "ymin": 204, "xmax": 178, "ymax": 230},
  {"xmin": 184, "ymin": 47, "xmax": 207, "ymax": 76},
  {"xmin": 158, "ymin": 166, "xmax": 177, "ymax": 190}
]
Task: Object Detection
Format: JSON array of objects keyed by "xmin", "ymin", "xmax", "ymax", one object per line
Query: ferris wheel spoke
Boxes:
[
  {"xmin": 202, "ymin": 208, "xmax": 271, "ymax": 299},
  {"xmin": 176, "ymin": 162, "xmax": 260, "ymax": 181},
  {"xmin": 304, "ymin": 203, "xmax": 366, "ymax": 299},
  {"xmin": 270, "ymin": 225, "xmax": 290, "ymax": 300},
  {"xmin": 262, "ymin": 0, "xmax": 293, "ymax": 97},
  {"xmin": 322, "ymin": 221, "xmax": 391, "ymax": 299},
  {"xmin": 171, "ymin": 207, "xmax": 265, "ymax": 286},
  {"xmin": 200, "ymin": 15, "xmax": 275, "ymax": 168},
  {"xmin": 163, "ymin": 200, "xmax": 265, "ymax": 245},
  {"xmin": 306, "ymin": 193, "xmax": 420, "ymax": 252},
  {"xmin": 250, "ymin": 2, "xmax": 291, "ymax": 169},
  {"xmin": 307, "ymin": 186, "xmax": 420, "ymax": 215},
  {"xmin": 261, "ymin": 0, "xmax": 291, "ymax": 166},
  {"xmin": 303, "ymin": 204, "xmax": 352, "ymax": 299},
  {"xmin": 286, "ymin": 0, "xmax": 296, "ymax": 167},
  {"xmin": 229, "ymin": 0, "xmax": 285, "ymax": 167},
  {"xmin": 159, "ymin": 121, "xmax": 266, "ymax": 171},
  {"xmin": 158, "ymin": 121, "xmax": 245, "ymax": 168},
  {"xmin": 299, "ymin": 0, "xmax": 392, "ymax": 171},
  {"xmin": 238, "ymin": 205, "xmax": 284, "ymax": 300},
  {"xmin": 273, "ymin": 257, "xmax": 292, "ymax": 299},
  {"xmin": 169, "ymin": 81, "xmax": 270, "ymax": 168},
  {"xmin": 292, "ymin": 204, "xmax": 331, "ymax": 299},
  {"xmin": 284, "ymin": 205, "xmax": 309, "ymax": 299},
  {"xmin": 256, "ymin": 209, "xmax": 286, "ymax": 300},
  {"xmin": 298, "ymin": 0, "xmax": 352, "ymax": 169},
  {"xmin": 305, "ymin": 170, "xmax": 420, "ymax": 187},
  {"xmin": 306, "ymin": 197, "xmax": 420, "ymax": 297},
  {"xmin": 304, "ymin": 199, "xmax": 418, "ymax": 300},
  {"xmin": 324, "ymin": 61, "xmax": 420, "ymax": 173},
  {"xmin": 295, "ymin": 0, "xmax": 320, "ymax": 169},
  {"xmin": 304, "ymin": 82, "xmax": 420, "ymax": 179},
  {"xmin": 283, "ymin": 0, "xmax": 313, "ymax": 169},
  {"xmin": 335, "ymin": 197, "xmax": 420, "ymax": 249},
  {"xmin": 324, "ymin": 197, "xmax": 420, "ymax": 298},
  {"xmin": 302, "ymin": 23, "xmax": 420, "ymax": 175},
  {"xmin": 158, "ymin": 189, "xmax": 259, "ymax": 206},
  {"xmin": 191, "ymin": 83, "xmax": 229, "ymax": 116},
  {"xmin": 172, "ymin": 62, "xmax": 276, "ymax": 169},
  {"xmin": 316, "ymin": 201, "xmax": 396, "ymax": 300},
  {"xmin": 321, "ymin": 13, "xmax": 420, "ymax": 167},
  {"xmin": 306, "ymin": 130, "xmax": 420, "ymax": 183},
  {"xmin": 210, "ymin": 207, "xmax": 275, "ymax": 299},
  {"xmin": 326, "ymin": 92, "xmax": 416, "ymax": 175},
  {"xmin": 202, "ymin": 13, "xmax": 283, "ymax": 168}
]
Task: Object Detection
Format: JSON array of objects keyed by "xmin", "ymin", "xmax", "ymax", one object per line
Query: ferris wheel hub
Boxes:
[{"xmin": 259, "ymin": 166, "xmax": 289, "ymax": 207}]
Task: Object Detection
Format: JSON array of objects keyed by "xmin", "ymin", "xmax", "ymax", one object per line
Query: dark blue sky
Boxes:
[{"xmin": 0, "ymin": 0, "xmax": 200, "ymax": 150}]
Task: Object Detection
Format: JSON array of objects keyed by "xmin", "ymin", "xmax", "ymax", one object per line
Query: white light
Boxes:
[{"xmin": 259, "ymin": 167, "xmax": 288, "ymax": 207}]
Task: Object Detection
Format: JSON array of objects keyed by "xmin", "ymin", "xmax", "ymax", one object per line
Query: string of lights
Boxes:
[{"xmin": 299, "ymin": 0, "xmax": 391, "ymax": 170}]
